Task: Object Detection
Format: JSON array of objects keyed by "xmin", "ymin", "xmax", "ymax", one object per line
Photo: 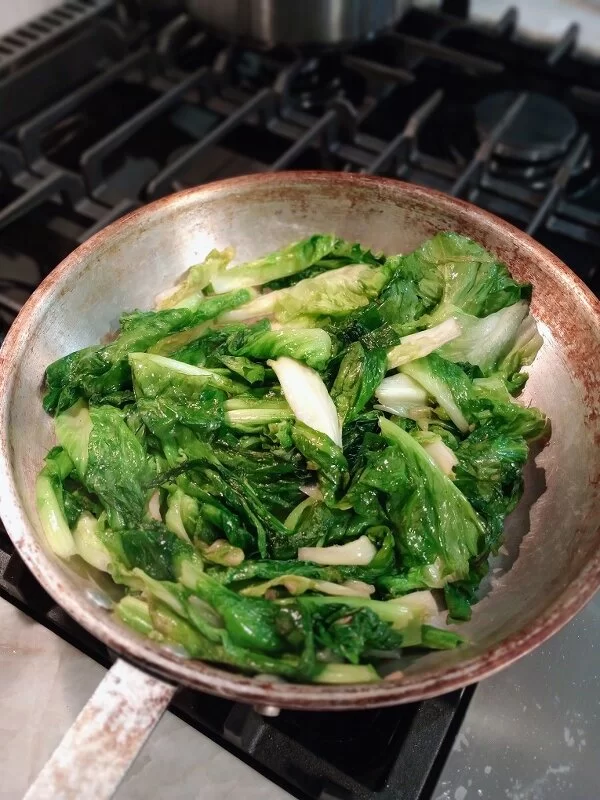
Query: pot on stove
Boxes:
[{"xmin": 183, "ymin": 0, "xmax": 412, "ymax": 49}]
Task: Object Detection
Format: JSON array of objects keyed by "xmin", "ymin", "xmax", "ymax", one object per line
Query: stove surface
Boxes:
[{"xmin": 0, "ymin": 2, "xmax": 599, "ymax": 799}]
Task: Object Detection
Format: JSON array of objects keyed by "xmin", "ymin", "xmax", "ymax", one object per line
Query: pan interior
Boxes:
[{"xmin": 1, "ymin": 173, "xmax": 598, "ymax": 707}]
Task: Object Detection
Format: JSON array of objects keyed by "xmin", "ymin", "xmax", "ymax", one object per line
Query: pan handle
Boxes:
[{"xmin": 24, "ymin": 658, "xmax": 177, "ymax": 800}]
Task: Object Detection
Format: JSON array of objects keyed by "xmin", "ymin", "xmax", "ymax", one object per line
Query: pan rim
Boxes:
[{"xmin": 0, "ymin": 170, "xmax": 598, "ymax": 709}]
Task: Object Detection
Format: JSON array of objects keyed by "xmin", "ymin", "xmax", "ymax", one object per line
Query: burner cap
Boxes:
[
  {"xmin": 487, "ymin": 143, "xmax": 593, "ymax": 191},
  {"xmin": 289, "ymin": 56, "xmax": 344, "ymax": 111},
  {"xmin": 476, "ymin": 91, "xmax": 578, "ymax": 162}
]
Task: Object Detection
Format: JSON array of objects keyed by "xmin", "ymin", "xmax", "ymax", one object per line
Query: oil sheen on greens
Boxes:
[{"xmin": 36, "ymin": 232, "xmax": 548, "ymax": 684}]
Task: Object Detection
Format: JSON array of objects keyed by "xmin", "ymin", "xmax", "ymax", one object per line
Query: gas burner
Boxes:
[
  {"xmin": 282, "ymin": 55, "xmax": 366, "ymax": 112},
  {"xmin": 475, "ymin": 91, "xmax": 594, "ymax": 192},
  {"xmin": 233, "ymin": 50, "xmax": 281, "ymax": 93},
  {"xmin": 476, "ymin": 91, "xmax": 578, "ymax": 162},
  {"xmin": 486, "ymin": 141, "xmax": 594, "ymax": 192},
  {"xmin": 286, "ymin": 56, "xmax": 343, "ymax": 111}
]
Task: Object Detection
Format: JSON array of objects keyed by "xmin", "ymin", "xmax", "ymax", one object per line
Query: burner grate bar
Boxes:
[
  {"xmin": 347, "ymin": 129, "xmax": 383, "ymax": 156},
  {"xmin": 409, "ymin": 151, "xmax": 458, "ymax": 182},
  {"xmin": 478, "ymin": 173, "xmax": 540, "ymax": 209},
  {"xmin": 147, "ymin": 87, "xmax": 276, "ymax": 199},
  {"xmin": 571, "ymin": 84, "xmax": 600, "ymax": 106},
  {"xmin": 363, "ymin": 90, "xmax": 444, "ymax": 175},
  {"xmin": 335, "ymin": 142, "xmax": 380, "ymax": 170},
  {"xmin": 495, "ymin": 7, "xmax": 519, "ymax": 37},
  {"xmin": 547, "ymin": 22, "xmax": 579, "ymax": 66},
  {"xmin": 558, "ymin": 200, "xmax": 600, "ymax": 231},
  {"xmin": 192, "ymin": 88, "xmax": 316, "ymax": 157},
  {"xmin": 451, "ymin": 92, "xmax": 528, "ymax": 197},
  {"xmin": 0, "ymin": 277, "xmax": 36, "ymax": 293},
  {"xmin": 0, "ymin": 142, "xmax": 26, "ymax": 180},
  {"xmin": 549, "ymin": 215, "xmax": 600, "ymax": 251},
  {"xmin": 476, "ymin": 188, "xmax": 541, "ymax": 225},
  {"xmin": 378, "ymin": 690, "xmax": 475, "ymax": 800},
  {"xmin": 526, "ymin": 134, "xmax": 590, "ymax": 236},
  {"xmin": 341, "ymin": 55, "xmax": 414, "ymax": 87},
  {"xmin": 268, "ymin": 109, "xmax": 338, "ymax": 172},
  {"xmin": 156, "ymin": 15, "xmax": 205, "ymax": 75},
  {"xmin": 0, "ymin": 294, "xmax": 22, "ymax": 315},
  {"xmin": 17, "ymin": 47, "xmax": 151, "ymax": 170},
  {"xmin": 76, "ymin": 198, "xmax": 141, "ymax": 242},
  {"xmin": 80, "ymin": 65, "xmax": 212, "ymax": 194},
  {"xmin": 0, "ymin": 21, "xmax": 127, "ymax": 135},
  {"xmin": 386, "ymin": 32, "xmax": 504, "ymax": 74},
  {"xmin": 0, "ymin": 169, "xmax": 84, "ymax": 231}
]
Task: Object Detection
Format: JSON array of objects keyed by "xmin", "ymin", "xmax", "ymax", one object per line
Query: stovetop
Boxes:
[{"xmin": 0, "ymin": 2, "xmax": 598, "ymax": 799}]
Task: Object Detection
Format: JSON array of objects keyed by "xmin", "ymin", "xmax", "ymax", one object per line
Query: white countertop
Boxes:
[
  {"xmin": 418, "ymin": 0, "xmax": 600, "ymax": 54},
  {"xmin": 0, "ymin": 1, "xmax": 60, "ymax": 35},
  {"xmin": 2, "ymin": 589, "xmax": 599, "ymax": 800},
  {"xmin": 0, "ymin": 597, "xmax": 293, "ymax": 800}
]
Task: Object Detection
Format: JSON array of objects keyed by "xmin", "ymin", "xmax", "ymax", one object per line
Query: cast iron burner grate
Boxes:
[{"xmin": 0, "ymin": 0, "xmax": 599, "ymax": 798}]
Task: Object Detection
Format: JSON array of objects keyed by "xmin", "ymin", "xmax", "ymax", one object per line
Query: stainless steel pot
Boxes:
[
  {"xmin": 1, "ymin": 173, "xmax": 599, "ymax": 799},
  {"xmin": 184, "ymin": 0, "xmax": 412, "ymax": 48}
]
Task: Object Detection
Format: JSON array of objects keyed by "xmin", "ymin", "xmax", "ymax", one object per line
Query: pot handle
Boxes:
[{"xmin": 24, "ymin": 658, "xmax": 177, "ymax": 800}]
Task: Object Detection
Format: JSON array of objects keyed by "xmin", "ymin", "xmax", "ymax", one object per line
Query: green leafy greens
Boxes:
[{"xmin": 36, "ymin": 231, "xmax": 548, "ymax": 682}]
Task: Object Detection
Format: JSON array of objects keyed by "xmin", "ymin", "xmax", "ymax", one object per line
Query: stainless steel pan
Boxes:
[{"xmin": 0, "ymin": 172, "xmax": 599, "ymax": 799}]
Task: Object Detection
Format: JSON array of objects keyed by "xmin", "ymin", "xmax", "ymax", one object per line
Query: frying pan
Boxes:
[{"xmin": 0, "ymin": 172, "xmax": 599, "ymax": 799}]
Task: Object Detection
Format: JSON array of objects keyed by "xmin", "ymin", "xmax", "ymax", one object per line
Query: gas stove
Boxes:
[{"xmin": 0, "ymin": 2, "xmax": 599, "ymax": 799}]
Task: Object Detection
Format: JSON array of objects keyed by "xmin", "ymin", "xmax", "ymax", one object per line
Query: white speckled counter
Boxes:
[
  {"xmin": 415, "ymin": 0, "xmax": 600, "ymax": 54},
  {"xmin": 2, "ymin": 592, "xmax": 599, "ymax": 799},
  {"xmin": 433, "ymin": 595, "xmax": 600, "ymax": 800},
  {"xmin": 0, "ymin": 599, "xmax": 294, "ymax": 800}
]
